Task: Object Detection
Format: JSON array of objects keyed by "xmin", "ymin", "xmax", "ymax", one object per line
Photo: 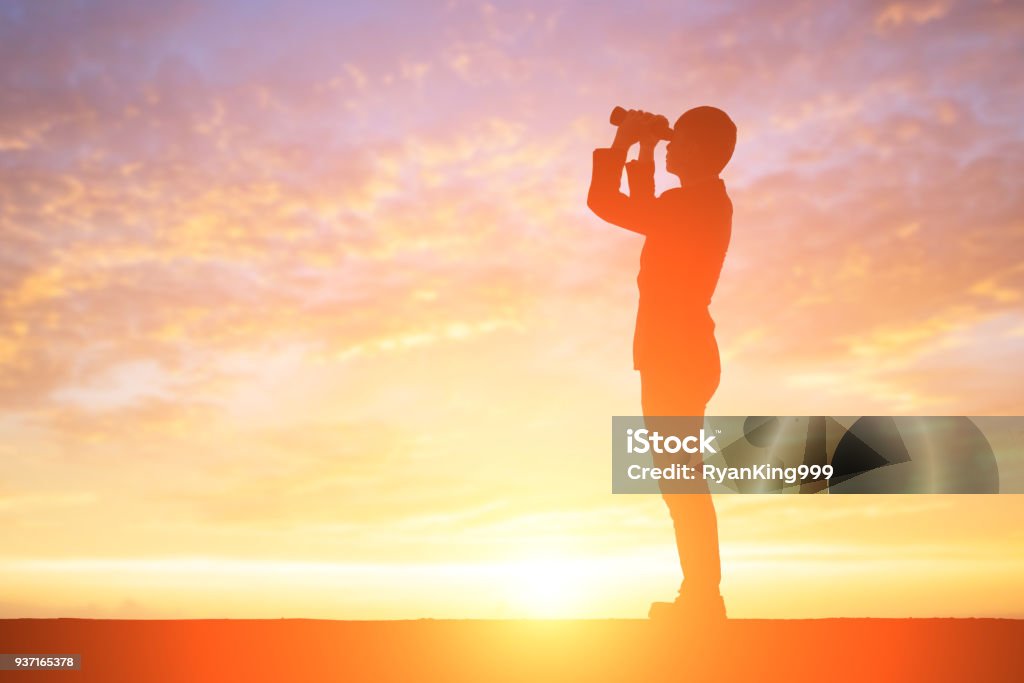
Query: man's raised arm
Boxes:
[{"xmin": 587, "ymin": 109, "xmax": 660, "ymax": 234}]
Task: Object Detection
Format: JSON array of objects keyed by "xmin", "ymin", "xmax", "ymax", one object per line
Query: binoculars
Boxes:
[{"xmin": 609, "ymin": 106, "xmax": 673, "ymax": 141}]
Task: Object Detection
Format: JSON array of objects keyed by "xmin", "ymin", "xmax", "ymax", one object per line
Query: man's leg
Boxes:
[
  {"xmin": 641, "ymin": 373, "xmax": 724, "ymax": 617},
  {"xmin": 663, "ymin": 471, "xmax": 722, "ymax": 597}
]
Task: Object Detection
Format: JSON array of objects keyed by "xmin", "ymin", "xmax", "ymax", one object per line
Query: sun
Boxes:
[{"xmin": 505, "ymin": 557, "xmax": 587, "ymax": 618}]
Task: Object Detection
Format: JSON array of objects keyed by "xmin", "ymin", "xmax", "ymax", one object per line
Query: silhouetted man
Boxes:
[{"xmin": 588, "ymin": 106, "xmax": 736, "ymax": 621}]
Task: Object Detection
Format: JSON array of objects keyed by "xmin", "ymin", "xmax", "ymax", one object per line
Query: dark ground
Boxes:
[{"xmin": 1, "ymin": 618, "xmax": 1022, "ymax": 681}]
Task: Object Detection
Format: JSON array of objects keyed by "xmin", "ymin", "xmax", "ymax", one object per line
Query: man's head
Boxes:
[{"xmin": 665, "ymin": 106, "xmax": 737, "ymax": 181}]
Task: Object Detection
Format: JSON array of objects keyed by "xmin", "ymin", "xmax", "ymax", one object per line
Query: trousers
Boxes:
[{"xmin": 639, "ymin": 344, "xmax": 722, "ymax": 596}]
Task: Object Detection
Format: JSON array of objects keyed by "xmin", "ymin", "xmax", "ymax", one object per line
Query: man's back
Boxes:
[{"xmin": 634, "ymin": 179, "xmax": 732, "ymax": 372}]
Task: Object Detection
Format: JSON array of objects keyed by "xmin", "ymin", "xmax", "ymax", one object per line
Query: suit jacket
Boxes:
[{"xmin": 587, "ymin": 147, "xmax": 732, "ymax": 374}]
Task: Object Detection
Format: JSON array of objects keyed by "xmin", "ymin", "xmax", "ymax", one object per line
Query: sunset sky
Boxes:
[{"xmin": 2, "ymin": 0, "xmax": 1023, "ymax": 619}]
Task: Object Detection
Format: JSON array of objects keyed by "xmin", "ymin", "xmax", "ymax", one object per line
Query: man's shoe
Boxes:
[{"xmin": 648, "ymin": 592, "xmax": 727, "ymax": 623}]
